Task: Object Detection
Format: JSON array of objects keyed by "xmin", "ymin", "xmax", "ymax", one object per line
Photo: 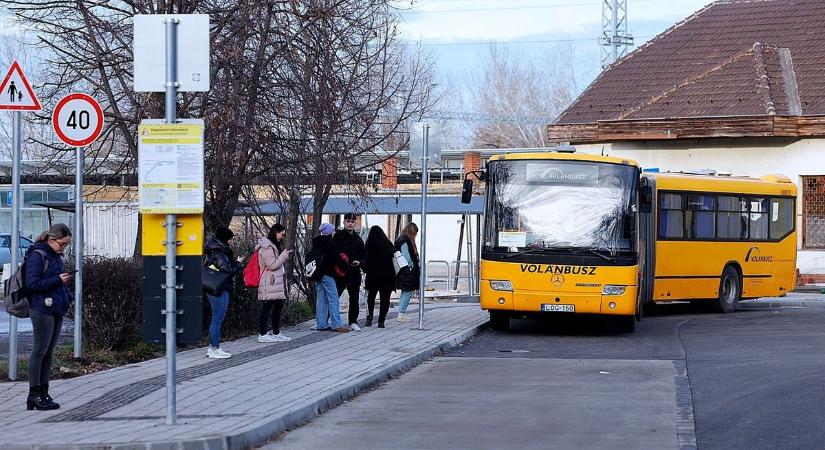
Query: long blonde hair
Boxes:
[{"xmin": 402, "ymin": 222, "xmax": 418, "ymax": 257}]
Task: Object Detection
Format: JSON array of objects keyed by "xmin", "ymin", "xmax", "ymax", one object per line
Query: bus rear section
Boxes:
[{"xmin": 480, "ymin": 152, "xmax": 643, "ymax": 332}]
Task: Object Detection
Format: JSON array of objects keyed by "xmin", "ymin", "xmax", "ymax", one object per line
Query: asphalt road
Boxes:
[{"xmin": 262, "ymin": 295, "xmax": 825, "ymax": 449}]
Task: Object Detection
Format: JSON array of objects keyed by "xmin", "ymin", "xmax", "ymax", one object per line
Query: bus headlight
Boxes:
[
  {"xmin": 602, "ymin": 285, "xmax": 626, "ymax": 296},
  {"xmin": 490, "ymin": 280, "xmax": 513, "ymax": 291}
]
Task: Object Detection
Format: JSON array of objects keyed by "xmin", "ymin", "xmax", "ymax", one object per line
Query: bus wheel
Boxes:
[
  {"xmin": 717, "ymin": 266, "xmax": 741, "ymax": 313},
  {"xmin": 617, "ymin": 315, "xmax": 636, "ymax": 333},
  {"xmin": 489, "ymin": 311, "xmax": 509, "ymax": 331}
]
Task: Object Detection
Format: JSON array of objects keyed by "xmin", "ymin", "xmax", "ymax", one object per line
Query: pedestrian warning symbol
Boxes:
[{"xmin": 0, "ymin": 60, "xmax": 41, "ymax": 111}]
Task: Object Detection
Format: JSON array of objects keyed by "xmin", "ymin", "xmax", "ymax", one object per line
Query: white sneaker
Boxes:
[
  {"xmin": 207, "ymin": 347, "xmax": 230, "ymax": 359},
  {"xmin": 217, "ymin": 347, "xmax": 232, "ymax": 357},
  {"xmin": 350, "ymin": 323, "xmax": 362, "ymax": 332},
  {"xmin": 397, "ymin": 313, "xmax": 408, "ymax": 322},
  {"xmin": 310, "ymin": 324, "xmax": 318, "ymax": 330},
  {"xmin": 272, "ymin": 332, "xmax": 292, "ymax": 342},
  {"xmin": 258, "ymin": 333, "xmax": 278, "ymax": 343}
]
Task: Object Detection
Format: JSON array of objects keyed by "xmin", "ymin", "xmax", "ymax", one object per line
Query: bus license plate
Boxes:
[{"xmin": 542, "ymin": 304, "xmax": 575, "ymax": 312}]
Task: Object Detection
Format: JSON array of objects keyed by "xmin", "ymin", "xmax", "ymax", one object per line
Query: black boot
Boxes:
[
  {"xmin": 26, "ymin": 386, "xmax": 57, "ymax": 411},
  {"xmin": 40, "ymin": 384, "xmax": 60, "ymax": 409},
  {"xmin": 365, "ymin": 316, "xmax": 373, "ymax": 327}
]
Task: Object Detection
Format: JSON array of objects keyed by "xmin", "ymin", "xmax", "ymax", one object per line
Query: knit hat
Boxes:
[
  {"xmin": 215, "ymin": 226, "xmax": 234, "ymax": 243},
  {"xmin": 319, "ymin": 223, "xmax": 335, "ymax": 236}
]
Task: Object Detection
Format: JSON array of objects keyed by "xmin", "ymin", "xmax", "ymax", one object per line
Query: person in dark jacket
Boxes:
[
  {"xmin": 333, "ymin": 213, "xmax": 366, "ymax": 331},
  {"xmin": 394, "ymin": 222, "xmax": 420, "ymax": 322},
  {"xmin": 363, "ymin": 226, "xmax": 396, "ymax": 328},
  {"xmin": 25, "ymin": 223, "xmax": 73, "ymax": 410},
  {"xmin": 203, "ymin": 226, "xmax": 244, "ymax": 359},
  {"xmin": 310, "ymin": 223, "xmax": 349, "ymax": 333}
]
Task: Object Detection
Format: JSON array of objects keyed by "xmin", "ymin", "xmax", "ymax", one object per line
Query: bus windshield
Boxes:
[{"xmin": 484, "ymin": 159, "xmax": 639, "ymax": 254}]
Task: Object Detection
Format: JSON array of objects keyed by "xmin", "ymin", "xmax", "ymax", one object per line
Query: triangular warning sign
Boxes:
[{"xmin": 0, "ymin": 60, "xmax": 41, "ymax": 111}]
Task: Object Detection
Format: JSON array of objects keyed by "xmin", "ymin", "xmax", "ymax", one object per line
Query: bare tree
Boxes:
[{"xmin": 471, "ymin": 44, "xmax": 578, "ymax": 148}]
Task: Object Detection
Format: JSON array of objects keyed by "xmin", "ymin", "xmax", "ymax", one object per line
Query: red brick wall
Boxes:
[
  {"xmin": 802, "ymin": 175, "xmax": 825, "ymax": 249},
  {"xmin": 464, "ymin": 151, "xmax": 481, "ymax": 180},
  {"xmin": 381, "ymin": 157, "xmax": 397, "ymax": 189}
]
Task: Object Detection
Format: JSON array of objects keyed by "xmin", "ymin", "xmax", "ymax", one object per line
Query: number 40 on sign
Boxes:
[{"xmin": 52, "ymin": 93, "xmax": 104, "ymax": 147}]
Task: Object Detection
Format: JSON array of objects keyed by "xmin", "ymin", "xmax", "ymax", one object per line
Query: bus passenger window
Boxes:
[
  {"xmin": 686, "ymin": 194, "xmax": 714, "ymax": 239},
  {"xmin": 770, "ymin": 198, "xmax": 794, "ymax": 239},
  {"xmin": 658, "ymin": 193, "xmax": 683, "ymax": 238},
  {"xmin": 717, "ymin": 195, "xmax": 748, "ymax": 239},
  {"xmin": 749, "ymin": 198, "xmax": 769, "ymax": 239}
]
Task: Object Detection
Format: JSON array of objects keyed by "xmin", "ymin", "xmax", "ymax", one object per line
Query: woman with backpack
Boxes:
[
  {"xmin": 25, "ymin": 223, "xmax": 73, "ymax": 410},
  {"xmin": 255, "ymin": 224, "xmax": 293, "ymax": 343},
  {"xmin": 394, "ymin": 222, "xmax": 420, "ymax": 322},
  {"xmin": 363, "ymin": 226, "xmax": 396, "ymax": 328},
  {"xmin": 203, "ymin": 226, "xmax": 244, "ymax": 359}
]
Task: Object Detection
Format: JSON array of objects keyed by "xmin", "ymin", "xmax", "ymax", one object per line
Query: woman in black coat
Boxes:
[{"xmin": 363, "ymin": 226, "xmax": 396, "ymax": 327}]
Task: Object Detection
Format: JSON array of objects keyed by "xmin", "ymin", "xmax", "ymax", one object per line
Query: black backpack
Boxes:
[{"xmin": 304, "ymin": 246, "xmax": 325, "ymax": 282}]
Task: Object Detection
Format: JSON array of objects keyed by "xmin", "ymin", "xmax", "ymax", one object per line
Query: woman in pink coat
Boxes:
[{"xmin": 256, "ymin": 224, "xmax": 293, "ymax": 343}]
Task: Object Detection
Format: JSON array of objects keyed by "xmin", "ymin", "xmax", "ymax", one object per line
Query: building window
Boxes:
[{"xmin": 802, "ymin": 175, "xmax": 825, "ymax": 248}]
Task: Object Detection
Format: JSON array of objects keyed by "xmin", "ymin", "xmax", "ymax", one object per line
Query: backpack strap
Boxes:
[{"xmin": 33, "ymin": 249, "xmax": 49, "ymax": 274}]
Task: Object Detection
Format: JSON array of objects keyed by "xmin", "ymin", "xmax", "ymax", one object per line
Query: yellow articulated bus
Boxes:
[{"xmin": 477, "ymin": 150, "xmax": 797, "ymax": 332}]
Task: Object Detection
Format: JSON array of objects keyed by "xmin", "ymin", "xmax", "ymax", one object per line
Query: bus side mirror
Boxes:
[
  {"xmin": 461, "ymin": 179, "xmax": 474, "ymax": 204},
  {"xmin": 640, "ymin": 185, "xmax": 653, "ymax": 214}
]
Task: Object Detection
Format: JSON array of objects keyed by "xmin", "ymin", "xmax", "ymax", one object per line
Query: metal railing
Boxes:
[{"xmin": 426, "ymin": 260, "xmax": 450, "ymax": 290}]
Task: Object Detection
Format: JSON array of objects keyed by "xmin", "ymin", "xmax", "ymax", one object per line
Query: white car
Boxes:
[{"xmin": 0, "ymin": 234, "xmax": 34, "ymax": 273}]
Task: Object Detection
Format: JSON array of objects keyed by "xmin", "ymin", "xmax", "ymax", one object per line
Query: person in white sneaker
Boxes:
[
  {"xmin": 394, "ymin": 223, "xmax": 419, "ymax": 323},
  {"xmin": 256, "ymin": 224, "xmax": 293, "ymax": 343},
  {"xmin": 204, "ymin": 226, "xmax": 244, "ymax": 359}
]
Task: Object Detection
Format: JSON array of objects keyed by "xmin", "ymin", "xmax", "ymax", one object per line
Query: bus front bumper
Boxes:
[{"xmin": 480, "ymin": 285, "xmax": 638, "ymax": 316}]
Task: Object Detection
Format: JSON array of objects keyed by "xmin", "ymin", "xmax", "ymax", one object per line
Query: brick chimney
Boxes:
[
  {"xmin": 381, "ymin": 157, "xmax": 398, "ymax": 189},
  {"xmin": 464, "ymin": 151, "xmax": 481, "ymax": 180}
]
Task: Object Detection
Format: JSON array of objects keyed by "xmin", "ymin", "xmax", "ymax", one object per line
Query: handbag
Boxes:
[
  {"xmin": 202, "ymin": 263, "xmax": 232, "ymax": 295},
  {"xmin": 392, "ymin": 250, "xmax": 408, "ymax": 274}
]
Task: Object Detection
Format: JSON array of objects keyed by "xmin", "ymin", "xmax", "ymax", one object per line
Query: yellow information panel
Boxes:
[
  {"xmin": 142, "ymin": 214, "xmax": 203, "ymax": 256},
  {"xmin": 138, "ymin": 119, "xmax": 204, "ymax": 214}
]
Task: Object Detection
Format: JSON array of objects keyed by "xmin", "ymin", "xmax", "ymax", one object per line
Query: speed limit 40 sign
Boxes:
[{"xmin": 52, "ymin": 93, "xmax": 104, "ymax": 147}]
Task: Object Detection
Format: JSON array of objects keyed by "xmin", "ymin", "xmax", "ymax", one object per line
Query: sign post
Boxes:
[
  {"xmin": 52, "ymin": 93, "xmax": 104, "ymax": 359},
  {"xmin": 134, "ymin": 13, "xmax": 208, "ymax": 425},
  {"xmin": 0, "ymin": 60, "xmax": 41, "ymax": 380},
  {"xmin": 410, "ymin": 122, "xmax": 441, "ymax": 330}
]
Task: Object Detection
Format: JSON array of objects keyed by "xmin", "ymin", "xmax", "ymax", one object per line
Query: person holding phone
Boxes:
[
  {"xmin": 333, "ymin": 213, "xmax": 366, "ymax": 331},
  {"xmin": 24, "ymin": 223, "xmax": 73, "ymax": 410},
  {"xmin": 203, "ymin": 226, "xmax": 244, "ymax": 359},
  {"xmin": 255, "ymin": 223, "xmax": 293, "ymax": 343}
]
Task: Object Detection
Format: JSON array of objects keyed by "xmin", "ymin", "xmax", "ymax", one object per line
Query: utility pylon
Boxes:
[{"xmin": 599, "ymin": 0, "xmax": 634, "ymax": 69}]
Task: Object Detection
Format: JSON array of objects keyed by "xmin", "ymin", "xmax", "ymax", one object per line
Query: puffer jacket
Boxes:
[
  {"xmin": 204, "ymin": 237, "xmax": 243, "ymax": 294},
  {"xmin": 25, "ymin": 242, "xmax": 71, "ymax": 317},
  {"xmin": 255, "ymin": 237, "xmax": 290, "ymax": 301}
]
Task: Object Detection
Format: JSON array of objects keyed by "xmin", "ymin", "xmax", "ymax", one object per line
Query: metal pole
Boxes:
[
  {"xmin": 611, "ymin": 0, "xmax": 619, "ymax": 62},
  {"xmin": 8, "ymin": 111, "xmax": 21, "ymax": 380},
  {"xmin": 74, "ymin": 147, "xmax": 83, "ymax": 358},
  {"xmin": 475, "ymin": 214, "xmax": 481, "ymax": 296},
  {"xmin": 418, "ymin": 124, "xmax": 429, "ymax": 330},
  {"xmin": 164, "ymin": 17, "xmax": 179, "ymax": 426},
  {"xmin": 465, "ymin": 212, "xmax": 474, "ymax": 294}
]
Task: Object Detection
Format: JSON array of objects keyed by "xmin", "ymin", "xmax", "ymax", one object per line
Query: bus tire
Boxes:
[
  {"xmin": 617, "ymin": 315, "xmax": 636, "ymax": 333},
  {"xmin": 489, "ymin": 311, "xmax": 509, "ymax": 331},
  {"xmin": 717, "ymin": 266, "xmax": 741, "ymax": 313}
]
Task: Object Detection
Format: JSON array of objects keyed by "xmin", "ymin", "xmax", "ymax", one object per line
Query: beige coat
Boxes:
[{"xmin": 255, "ymin": 237, "xmax": 290, "ymax": 301}]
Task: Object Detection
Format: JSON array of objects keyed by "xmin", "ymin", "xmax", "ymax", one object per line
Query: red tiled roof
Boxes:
[{"xmin": 555, "ymin": 0, "xmax": 823, "ymax": 125}]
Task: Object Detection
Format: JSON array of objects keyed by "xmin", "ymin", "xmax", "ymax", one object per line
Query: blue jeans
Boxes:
[
  {"xmin": 399, "ymin": 290, "xmax": 414, "ymax": 313},
  {"xmin": 315, "ymin": 275, "xmax": 342, "ymax": 329},
  {"xmin": 208, "ymin": 290, "xmax": 229, "ymax": 348}
]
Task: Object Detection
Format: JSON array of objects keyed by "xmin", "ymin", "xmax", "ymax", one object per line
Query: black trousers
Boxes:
[
  {"xmin": 336, "ymin": 276, "xmax": 362, "ymax": 324},
  {"xmin": 259, "ymin": 299, "xmax": 285, "ymax": 335},
  {"xmin": 29, "ymin": 309, "xmax": 63, "ymax": 387},
  {"xmin": 366, "ymin": 287, "xmax": 392, "ymax": 324}
]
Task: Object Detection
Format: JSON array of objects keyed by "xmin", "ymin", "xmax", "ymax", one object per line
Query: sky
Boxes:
[{"xmin": 396, "ymin": 0, "xmax": 714, "ymax": 90}]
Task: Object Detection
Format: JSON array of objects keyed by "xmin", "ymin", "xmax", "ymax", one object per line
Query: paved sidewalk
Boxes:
[
  {"xmin": 0, "ymin": 303, "xmax": 488, "ymax": 449},
  {"xmin": 739, "ymin": 292, "xmax": 825, "ymax": 309}
]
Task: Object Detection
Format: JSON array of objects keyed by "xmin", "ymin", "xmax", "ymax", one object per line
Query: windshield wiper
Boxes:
[
  {"xmin": 501, "ymin": 247, "xmax": 555, "ymax": 260},
  {"xmin": 582, "ymin": 248, "xmax": 616, "ymax": 264}
]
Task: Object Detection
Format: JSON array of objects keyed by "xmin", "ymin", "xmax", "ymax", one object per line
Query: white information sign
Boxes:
[
  {"xmin": 498, "ymin": 231, "xmax": 527, "ymax": 248},
  {"xmin": 138, "ymin": 119, "xmax": 205, "ymax": 213},
  {"xmin": 133, "ymin": 14, "xmax": 210, "ymax": 92}
]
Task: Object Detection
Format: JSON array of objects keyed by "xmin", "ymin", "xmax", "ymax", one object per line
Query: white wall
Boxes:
[
  {"xmin": 574, "ymin": 137, "xmax": 825, "ymax": 273},
  {"xmin": 84, "ymin": 202, "xmax": 139, "ymax": 258}
]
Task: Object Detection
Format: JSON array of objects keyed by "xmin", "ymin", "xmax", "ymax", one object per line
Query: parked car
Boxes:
[{"xmin": 0, "ymin": 234, "xmax": 34, "ymax": 273}]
